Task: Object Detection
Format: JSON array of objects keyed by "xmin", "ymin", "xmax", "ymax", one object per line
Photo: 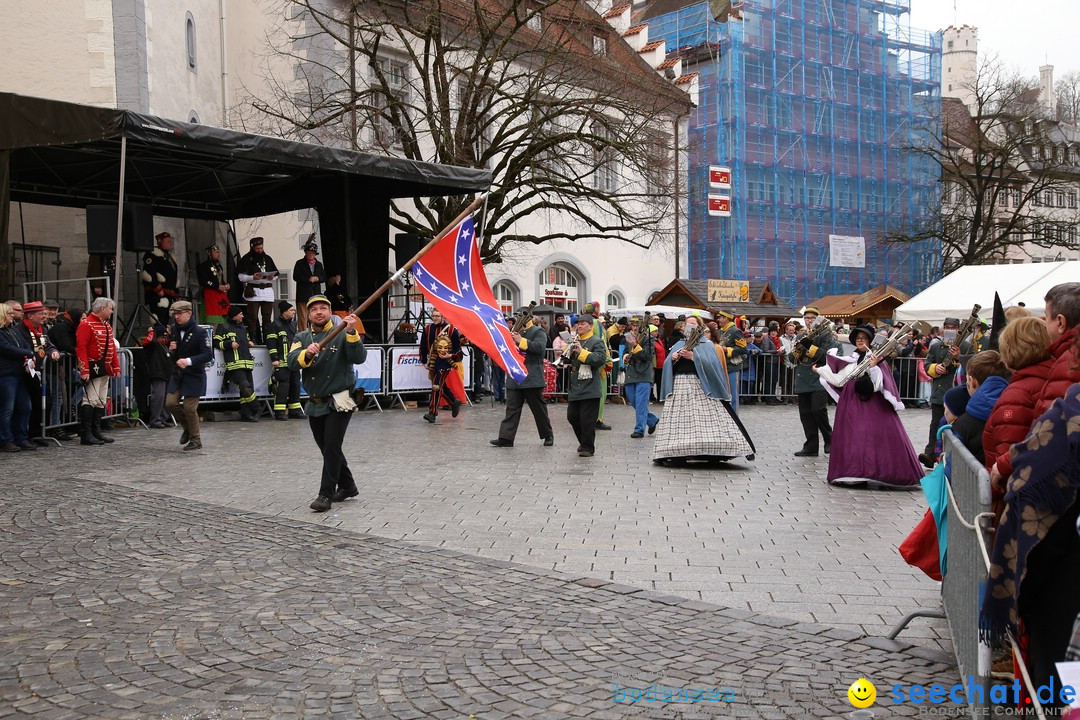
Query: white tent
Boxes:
[
  {"xmin": 893, "ymin": 261, "xmax": 1079, "ymax": 323},
  {"xmin": 609, "ymin": 305, "xmax": 714, "ymax": 320}
]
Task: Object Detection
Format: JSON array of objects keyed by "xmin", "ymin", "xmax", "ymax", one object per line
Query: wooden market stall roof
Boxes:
[
  {"xmin": 649, "ymin": 278, "xmax": 800, "ymax": 320},
  {"xmin": 809, "ymin": 284, "xmax": 912, "ymax": 321}
]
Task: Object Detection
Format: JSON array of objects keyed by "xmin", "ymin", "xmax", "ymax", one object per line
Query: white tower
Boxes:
[
  {"xmin": 942, "ymin": 25, "xmax": 978, "ymax": 111},
  {"xmin": 1039, "ymin": 65, "xmax": 1057, "ymax": 118}
]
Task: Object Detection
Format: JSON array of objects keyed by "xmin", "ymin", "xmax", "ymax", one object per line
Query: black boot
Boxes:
[
  {"xmin": 239, "ymin": 403, "xmax": 259, "ymax": 423},
  {"xmin": 91, "ymin": 408, "xmax": 115, "ymax": 443},
  {"xmin": 80, "ymin": 406, "xmax": 104, "ymax": 446}
]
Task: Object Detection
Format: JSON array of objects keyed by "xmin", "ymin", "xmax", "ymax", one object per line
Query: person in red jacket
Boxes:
[
  {"xmin": 75, "ymin": 297, "xmax": 121, "ymax": 446},
  {"xmin": 991, "ymin": 282, "xmax": 1080, "ymax": 489},
  {"xmin": 982, "ymin": 317, "xmax": 1054, "ymax": 520},
  {"xmin": 651, "ymin": 323, "xmax": 666, "ymax": 402}
]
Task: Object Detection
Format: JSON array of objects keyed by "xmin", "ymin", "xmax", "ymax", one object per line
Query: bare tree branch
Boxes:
[{"xmin": 236, "ymin": 0, "xmax": 691, "ymax": 264}]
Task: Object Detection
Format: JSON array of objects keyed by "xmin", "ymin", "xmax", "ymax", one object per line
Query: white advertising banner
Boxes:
[
  {"xmin": 829, "ymin": 234, "xmax": 866, "ymax": 268},
  {"xmin": 354, "ymin": 346, "xmax": 384, "ymax": 392},
  {"xmin": 203, "ymin": 347, "xmax": 275, "ymax": 400},
  {"xmin": 389, "ymin": 346, "xmax": 471, "ymax": 392}
]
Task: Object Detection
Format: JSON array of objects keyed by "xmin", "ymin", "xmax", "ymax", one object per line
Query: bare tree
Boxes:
[
  {"xmin": 237, "ymin": 0, "xmax": 692, "ymax": 263},
  {"xmin": 1056, "ymin": 70, "xmax": 1080, "ymax": 124},
  {"xmin": 888, "ymin": 60, "xmax": 1080, "ymax": 272}
]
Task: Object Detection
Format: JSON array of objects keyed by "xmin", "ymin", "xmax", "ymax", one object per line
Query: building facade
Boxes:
[{"xmin": 643, "ymin": 0, "xmax": 943, "ymax": 309}]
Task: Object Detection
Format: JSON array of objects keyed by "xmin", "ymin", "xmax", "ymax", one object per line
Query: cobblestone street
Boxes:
[{"xmin": 0, "ymin": 400, "xmax": 962, "ymax": 718}]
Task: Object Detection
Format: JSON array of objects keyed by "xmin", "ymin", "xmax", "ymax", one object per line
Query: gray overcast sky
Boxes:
[{"xmin": 907, "ymin": 0, "xmax": 1079, "ymax": 80}]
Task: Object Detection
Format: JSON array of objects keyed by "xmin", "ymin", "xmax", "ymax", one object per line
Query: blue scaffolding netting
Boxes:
[{"xmin": 648, "ymin": 0, "xmax": 943, "ymax": 309}]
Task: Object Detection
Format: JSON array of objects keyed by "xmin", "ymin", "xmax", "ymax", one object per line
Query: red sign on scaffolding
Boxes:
[
  {"xmin": 708, "ymin": 166, "xmax": 731, "ymax": 189},
  {"xmin": 707, "ymin": 194, "xmax": 731, "ymax": 217}
]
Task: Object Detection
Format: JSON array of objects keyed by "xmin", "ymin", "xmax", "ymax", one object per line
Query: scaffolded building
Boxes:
[{"xmin": 644, "ymin": 0, "xmax": 942, "ymax": 308}]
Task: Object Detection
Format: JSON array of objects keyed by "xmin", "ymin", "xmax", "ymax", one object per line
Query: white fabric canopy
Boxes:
[
  {"xmin": 893, "ymin": 261, "xmax": 1079, "ymax": 323},
  {"xmin": 609, "ymin": 305, "xmax": 714, "ymax": 320}
]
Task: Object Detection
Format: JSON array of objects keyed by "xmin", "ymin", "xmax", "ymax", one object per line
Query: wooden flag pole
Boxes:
[{"xmin": 315, "ymin": 192, "xmax": 488, "ymax": 350}]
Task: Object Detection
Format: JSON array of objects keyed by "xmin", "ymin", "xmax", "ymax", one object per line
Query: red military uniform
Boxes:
[{"xmin": 75, "ymin": 313, "xmax": 121, "ymax": 378}]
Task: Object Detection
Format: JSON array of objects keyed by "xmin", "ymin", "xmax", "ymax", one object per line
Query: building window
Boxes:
[
  {"xmin": 493, "ymin": 281, "xmax": 518, "ymax": 316},
  {"xmin": 1057, "ymin": 191, "xmax": 1066, "ymax": 208},
  {"xmin": 458, "ymin": 82, "xmax": 490, "ymax": 168},
  {"xmin": 592, "ymin": 122, "xmax": 617, "ymax": 192},
  {"xmin": 593, "ymin": 35, "xmax": 607, "ymax": 56},
  {"xmin": 526, "ymin": 13, "xmax": 542, "ymax": 32},
  {"xmin": 185, "ymin": 13, "xmax": 197, "ymax": 71},
  {"xmin": 1069, "ymin": 192, "xmax": 1077, "ymax": 209},
  {"xmin": 188, "ymin": 111, "xmax": 199, "ymax": 124},
  {"xmin": 606, "ymin": 291, "xmax": 624, "ymax": 309},
  {"xmin": 538, "ymin": 263, "xmax": 581, "ymax": 311},
  {"xmin": 370, "ymin": 56, "xmax": 409, "ymax": 148}
]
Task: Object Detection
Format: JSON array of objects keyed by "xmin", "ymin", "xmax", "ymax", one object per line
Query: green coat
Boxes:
[
  {"xmin": 286, "ymin": 321, "xmax": 367, "ymax": 417},
  {"xmin": 926, "ymin": 339, "xmax": 973, "ymax": 404},
  {"xmin": 787, "ymin": 335, "xmax": 837, "ymax": 394},
  {"xmin": 716, "ymin": 323, "xmax": 748, "ymax": 368},
  {"xmin": 622, "ymin": 334, "xmax": 655, "ymax": 385},
  {"xmin": 567, "ymin": 334, "xmax": 608, "ymax": 401},
  {"xmin": 507, "ymin": 322, "xmax": 546, "ymax": 390}
]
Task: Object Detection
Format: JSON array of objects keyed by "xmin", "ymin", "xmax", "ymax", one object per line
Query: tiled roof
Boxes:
[
  {"xmin": 651, "ymin": 279, "xmax": 800, "ymax": 319},
  {"xmin": 640, "ymin": 40, "xmax": 664, "ymax": 52},
  {"xmin": 624, "ymin": 23, "xmax": 647, "ymax": 36},
  {"xmin": 674, "ymin": 72, "xmax": 699, "ymax": 86},
  {"xmin": 604, "ymin": 3, "xmax": 631, "ymax": 19},
  {"xmin": 656, "ymin": 57, "xmax": 679, "ymax": 70},
  {"xmin": 809, "ymin": 284, "xmax": 912, "ymax": 318}
]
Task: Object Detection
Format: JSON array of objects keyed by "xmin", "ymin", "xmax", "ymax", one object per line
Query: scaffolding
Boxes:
[{"xmin": 648, "ymin": 0, "xmax": 942, "ymax": 307}]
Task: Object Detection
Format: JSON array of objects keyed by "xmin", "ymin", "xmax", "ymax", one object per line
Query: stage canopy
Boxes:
[
  {"xmin": 893, "ymin": 261, "xmax": 1079, "ymax": 323},
  {"xmin": 0, "ymin": 92, "xmax": 489, "ymax": 218},
  {"xmin": 0, "ymin": 92, "xmax": 490, "ymax": 337}
]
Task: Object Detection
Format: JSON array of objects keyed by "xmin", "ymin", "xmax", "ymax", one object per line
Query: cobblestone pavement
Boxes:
[
  {"xmin": 1, "ymin": 473, "xmax": 960, "ymax": 719},
  {"xmin": 50, "ymin": 399, "xmax": 950, "ymax": 650}
]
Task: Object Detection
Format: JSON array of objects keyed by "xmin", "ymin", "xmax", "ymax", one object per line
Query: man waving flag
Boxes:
[{"xmin": 412, "ymin": 215, "xmax": 528, "ymax": 382}]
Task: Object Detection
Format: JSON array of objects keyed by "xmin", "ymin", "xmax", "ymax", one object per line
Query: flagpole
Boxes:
[{"xmin": 316, "ymin": 192, "xmax": 489, "ymax": 350}]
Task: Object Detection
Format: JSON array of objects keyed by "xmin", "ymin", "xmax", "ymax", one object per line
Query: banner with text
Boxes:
[
  {"xmin": 829, "ymin": 234, "xmax": 866, "ymax": 268},
  {"xmin": 389, "ymin": 346, "xmax": 472, "ymax": 392}
]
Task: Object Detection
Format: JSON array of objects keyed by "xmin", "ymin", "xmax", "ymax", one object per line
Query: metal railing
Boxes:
[
  {"xmin": 39, "ymin": 348, "xmax": 142, "ymax": 442},
  {"xmin": 889, "ymin": 430, "xmax": 1046, "ymax": 719}
]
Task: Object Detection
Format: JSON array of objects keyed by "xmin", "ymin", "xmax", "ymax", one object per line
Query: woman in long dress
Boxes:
[
  {"xmin": 814, "ymin": 325, "xmax": 924, "ymax": 488},
  {"xmin": 652, "ymin": 315, "xmax": 755, "ymax": 465}
]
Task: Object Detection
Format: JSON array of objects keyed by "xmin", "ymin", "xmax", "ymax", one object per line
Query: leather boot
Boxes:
[
  {"xmin": 80, "ymin": 405, "xmax": 104, "ymax": 446},
  {"xmin": 91, "ymin": 407, "xmax": 115, "ymax": 443}
]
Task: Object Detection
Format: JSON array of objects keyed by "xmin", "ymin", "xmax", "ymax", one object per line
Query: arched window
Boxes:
[
  {"xmin": 188, "ymin": 111, "xmax": 200, "ymax": 124},
  {"xmin": 606, "ymin": 291, "xmax": 624, "ymax": 309},
  {"xmin": 537, "ymin": 262, "xmax": 582, "ymax": 312},
  {"xmin": 493, "ymin": 280, "xmax": 517, "ymax": 316},
  {"xmin": 185, "ymin": 13, "xmax": 197, "ymax": 71}
]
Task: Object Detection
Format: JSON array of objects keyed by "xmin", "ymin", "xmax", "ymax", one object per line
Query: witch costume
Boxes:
[
  {"xmin": 815, "ymin": 326, "xmax": 924, "ymax": 488},
  {"xmin": 652, "ymin": 330, "xmax": 755, "ymax": 464}
]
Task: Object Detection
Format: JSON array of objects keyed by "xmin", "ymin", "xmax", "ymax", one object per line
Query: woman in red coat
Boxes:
[{"xmin": 981, "ymin": 317, "xmax": 1053, "ymax": 520}]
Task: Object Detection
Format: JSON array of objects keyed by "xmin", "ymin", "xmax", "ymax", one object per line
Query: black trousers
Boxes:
[
  {"xmin": 498, "ymin": 387, "xmax": 552, "ymax": 442},
  {"xmin": 797, "ymin": 390, "xmax": 832, "ymax": 451},
  {"xmin": 567, "ymin": 397, "xmax": 600, "ymax": 453},
  {"xmin": 925, "ymin": 402, "xmax": 945, "ymax": 455},
  {"xmin": 308, "ymin": 411, "xmax": 356, "ymax": 498},
  {"xmin": 272, "ymin": 367, "xmax": 301, "ymax": 412}
]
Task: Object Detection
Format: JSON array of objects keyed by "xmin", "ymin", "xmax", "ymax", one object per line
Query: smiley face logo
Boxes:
[{"xmin": 847, "ymin": 678, "xmax": 876, "ymax": 708}]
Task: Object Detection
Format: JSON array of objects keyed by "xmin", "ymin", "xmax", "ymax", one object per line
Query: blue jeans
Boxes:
[
  {"xmin": 491, "ymin": 365, "xmax": 506, "ymax": 401},
  {"xmin": 728, "ymin": 370, "xmax": 740, "ymax": 413},
  {"xmin": 0, "ymin": 374, "xmax": 31, "ymax": 444},
  {"xmin": 627, "ymin": 382, "xmax": 658, "ymax": 434}
]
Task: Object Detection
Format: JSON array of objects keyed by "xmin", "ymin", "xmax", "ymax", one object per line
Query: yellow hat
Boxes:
[
  {"xmin": 306, "ymin": 294, "xmax": 331, "ymax": 308},
  {"xmin": 803, "ymin": 306, "xmax": 820, "ymax": 315},
  {"xmin": 716, "ymin": 310, "xmax": 734, "ymax": 320}
]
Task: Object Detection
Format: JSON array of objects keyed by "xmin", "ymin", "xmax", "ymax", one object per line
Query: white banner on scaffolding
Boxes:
[{"xmin": 829, "ymin": 234, "xmax": 865, "ymax": 268}]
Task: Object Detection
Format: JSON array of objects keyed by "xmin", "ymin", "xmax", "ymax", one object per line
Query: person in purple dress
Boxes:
[{"xmin": 814, "ymin": 325, "xmax": 924, "ymax": 488}]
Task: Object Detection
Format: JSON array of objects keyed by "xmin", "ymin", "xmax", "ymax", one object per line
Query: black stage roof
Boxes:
[{"xmin": 0, "ymin": 92, "xmax": 490, "ymax": 220}]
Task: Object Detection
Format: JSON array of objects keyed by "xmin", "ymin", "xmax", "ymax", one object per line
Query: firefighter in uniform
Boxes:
[
  {"xmin": 214, "ymin": 305, "xmax": 259, "ymax": 422},
  {"xmin": 266, "ymin": 300, "xmax": 304, "ymax": 420},
  {"xmin": 142, "ymin": 232, "xmax": 180, "ymax": 325},
  {"xmin": 714, "ymin": 310, "xmax": 748, "ymax": 413},
  {"xmin": 287, "ymin": 295, "xmax": 367, "ymax": 512}
]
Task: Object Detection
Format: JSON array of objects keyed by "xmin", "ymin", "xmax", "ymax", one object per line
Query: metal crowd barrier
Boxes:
[
  {"xmin": 889, "ymin": 431, "xmax": 1047, "ymax": 718},
  {"xmin": 940, "ymin": 430, "xmax": 996, "ymax": 717},
  {"xmin": 39, "ymin": 348, "xmax": 141, "ymax": 442}
]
